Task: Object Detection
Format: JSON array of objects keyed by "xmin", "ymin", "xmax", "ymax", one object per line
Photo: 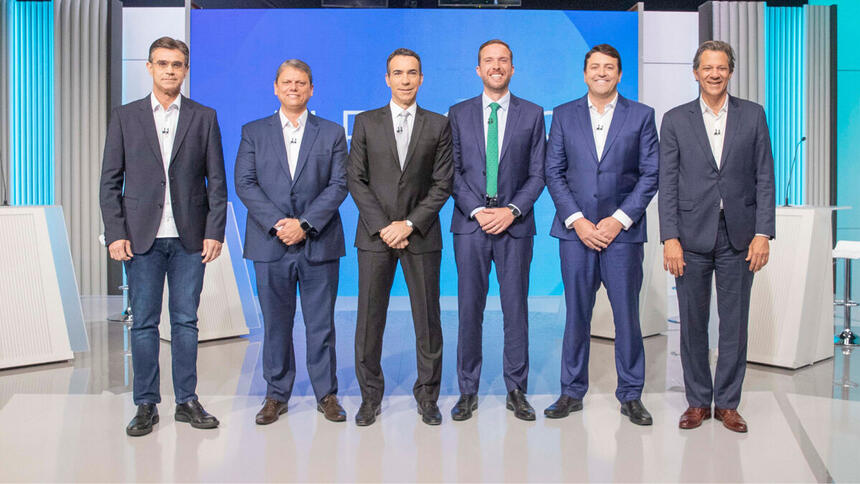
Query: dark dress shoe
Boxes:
[
  {"xmin": 714, "ymin": 408, "xmax": 748, "ymax": 433},
  {"xmin": 175, "ymin": 399, "xmax": 219, "ymax": 429},
  {"xmin": 544, "ymin": 395, "xmax": 583, "ymax": 419},
  {"xmin": 620, "ymin": 399, "xmax": 653, "ymax": 426},
  {"xmin": 126, "ymin": 403, "xmax": 159, "ymax": 437},
  {"xmin": 506, "ymin": 389, "xmax": 536, "ymax": 421},
  {"xmin": 317, "ymin": 394, "xmax": 346, "ymax": 422},
  {"xmin": 355, "ymin": 400, "xmax": 381, "ymax": 426},
  {"xmin": 255, "ymin": 398, "xmax": 288, "ymax": 425},
  {"xmin": 451, "ymin": 394, "xmax": 478, "ymax": 421},
  {"xmin": 678, "ymin": 406, "xmax": 711, "ymax": 429},
  {"xmin": 417, "ymin": 401, "xmax": 442, "ymax": 426}
]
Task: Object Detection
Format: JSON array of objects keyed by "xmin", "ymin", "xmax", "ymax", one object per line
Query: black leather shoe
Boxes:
[
  {"xmin": 417, "ymin": 401, "xmax": 442, "ymax": 426},
  {"xmin": 451, "ymin": 394, "xmax": 478, "ymax": 421},
  {"xmin": 126, "ymin": 403, "xmax": 158, "ymax": 437},
  {"xmin": 355, "ymin": 400, "xmax": 381, "ymax": 427},
  {"xmin": 506, "ymin": 389, "xmax": 536, "ymax": 421},
  {"xmin": 620, "ymin": 399, "xmax": 653, "ymax": 426},
  {"xmin": 544, "ymin": 395, "xmax": 583, "ymax": 419},
  {"xmin": 175, "ymin": 399, "xmax": 219, "ymax": 429}
]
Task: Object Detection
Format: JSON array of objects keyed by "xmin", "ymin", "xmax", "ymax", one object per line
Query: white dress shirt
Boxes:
[
  {"xmin": 279, "ymin": 108, "xmax": 309, "ymax": 178},
  {"xmin": 701, "ymin": 95, "xmax": 728, "ymax": 209},
  {"xmin": 564, "ymin": 93, "xmax": 633, "ymax": 231},
  {"xmin": 470, "ymin": 91, "xmax": 521, "ymax": 219},
  {"xmin": 389, "ymin": 99, "xmax": 417, "ymax": 141},
  {"xmin": 151, "ymin": 93, "xmax": 181, "ymax": 239}
]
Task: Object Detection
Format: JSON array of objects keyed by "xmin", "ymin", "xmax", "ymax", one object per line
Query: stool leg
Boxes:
[{"xmin": 837, "ymin": 259, "xmax": 858, "ymax": 346}]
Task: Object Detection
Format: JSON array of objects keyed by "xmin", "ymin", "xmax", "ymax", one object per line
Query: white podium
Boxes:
[
  {"xmin": 747, "ymin": 206, "xmax": 835, "ymax": 369},
  {"xmin": 0, "ymin": 206, "xmax": 88, "ymax": 369},
  {"xmin": 590, "ymin": 198, "xmax": 668, "ymax": 339},
  {"xmin": 159, "ymin": 203, "xmax": 260, "ymax": 342}
]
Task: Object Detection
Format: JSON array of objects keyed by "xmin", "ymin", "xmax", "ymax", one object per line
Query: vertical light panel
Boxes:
[
  {"xmin": 8, "ymin": 0, "xmax": 53, "ymax": 206},
  {"xmin": 765, "ymin": 6, "xmax": 806, "ymax": 206}
]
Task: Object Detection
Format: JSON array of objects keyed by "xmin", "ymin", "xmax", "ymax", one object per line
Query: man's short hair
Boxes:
[
  {"xmin": 148, "ymin": 37, "xmax": 189, "ymax": 66},
  {"xmin": 477, "ymin": 39, "xmax": 513, "ymax": 65},
  {"xmin": 693, "ymin": 40, "xmax": 736, "ymax": 72},
  {"xmin": 274, "ymin": 59, "xmax": 313, "ymax": 84},
  {"xmin": 386, "ymin": 48, "xmax": 422, "ymax": 74},
  {"xmin": 583, "ymin": 43, "xmax": 622, "ymax": 73}
]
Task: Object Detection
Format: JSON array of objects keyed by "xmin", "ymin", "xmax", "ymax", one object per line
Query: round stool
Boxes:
[{"xmin": 833, "ymin": 240, "xmax": 860, "ymax": 345}]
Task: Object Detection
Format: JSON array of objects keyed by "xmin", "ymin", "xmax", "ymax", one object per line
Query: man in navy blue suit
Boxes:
[
  {"xmin": 447, "ymin": 39, "xmax": 545, "ymax": 422},
  {"xmin": 544, "ymin": 44, "xmax": 659, "ymax": 425},
  {"xmin": 235, "ymin": 59, "xmax": 348, "ymax": 424}
]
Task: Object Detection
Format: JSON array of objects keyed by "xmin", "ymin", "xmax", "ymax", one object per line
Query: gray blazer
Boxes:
[
  {"xmin": 100, "ymin": 95, "xmax": 228, "ymax": 254},
  {"xmin": 658, "ymin": 95, "xmax": 775, "ymax": 253}
]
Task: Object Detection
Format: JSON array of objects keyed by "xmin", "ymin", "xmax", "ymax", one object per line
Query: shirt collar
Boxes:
[
  {"xmin": 279, "ymin": 108, "xmax": 309, "ymax": 129},
  {"xmin": 389, "ymin": 99, "xmax": 417, "ymax": 118},
  {"xmin": 587, "ymin": 93, "xmax": 618, "ymax": 113},
  {"xmin": 700, "ymin": 95, "xmax": 729, "ymax": 116},
  {"xmin": 482, "ymin": 91, "xmax": 511, "ymax": 111},
  {"xmin": 150, "ymin": 92, "xmax": 181, "ymax": 112}
]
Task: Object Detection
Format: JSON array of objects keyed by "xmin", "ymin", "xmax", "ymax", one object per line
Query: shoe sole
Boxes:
[
  {"xmin": 355, "ymin": 407, "xmax": 381, "ymax": 427},
  {"xmin": 175, "ymin": 412, "xmax": 219, "ymax": 429},
  {"xmin": 451, "ymin": 402, "xmax": 478, "ymax": 421},
  {"xmin": 256, "ymin": 405, "xmax": 288, "ymax": 425},
  {"xmin": 506, "ymin": 402, "xmax": 537, "ymax": 421},
  {"xmin": 620, "ymin": 406, "xmax": 653, "ymax": 426},
  {"xmin": 126, "ymin": 414, "xmax": 159, "ymax": 437},
  {"xmin": 317, "ymin": 404, "xmax": 347, "ymax": 423}
]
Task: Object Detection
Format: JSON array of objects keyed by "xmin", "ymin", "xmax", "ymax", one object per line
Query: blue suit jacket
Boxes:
[
  {"xmin": 545, "ymin": 94, "xmax": 659, "ymax": 243},
  {"xmin": 658, "ymin": 96, "xmax": 776, "ymax": 253},
  {"xmin": 235, "ymin": 112, "xmax": 348, "ymax": 263},
  {"xmin": 448, "ymin": 94, "xmax": 546, "ymax": 238}
]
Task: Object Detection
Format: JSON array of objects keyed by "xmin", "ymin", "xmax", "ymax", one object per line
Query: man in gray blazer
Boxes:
[
  {"xmin": 100, "ymin": 37, "xmax": 227, "ymax": 436},
  {"xmin": 348, "ymin": 48, "xmax": 453, "ymax": 427},
  {"xmin": 659, "ymin": 40, "xmax": 775, "ymax": 433}
]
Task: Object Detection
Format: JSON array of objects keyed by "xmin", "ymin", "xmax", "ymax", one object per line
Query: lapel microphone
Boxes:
[
  {"xmin": 595, "ymin": 124, "xmax": 604, "ymax": 131},
  {"xmin": 396, "ymin": 126, "xmax": 403, "ymax": 134},
  {"xmin": 714, "ymin": 128, "xmax": 721, "ymax": 136},
  {"xmin": 290, "ymin": 138, "xmax": 297, "ymax": 144},
  {"xmin": 162, "ymin": 127, "xmax": 169, "ymax": 135}
]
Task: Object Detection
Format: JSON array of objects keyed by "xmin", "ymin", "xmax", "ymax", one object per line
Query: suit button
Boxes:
[
  {"xmin": 593, "ymin": 194, "xmax": 598, "ymax": 199},
  {"xmin": 158, "ymin": 203, "xmax": 163, "ymax": 208},
  {"xmin": 482, "ymin": 170, "xmax": 486, "ymax": 175},
  {"xmin": 161, "ymin": 181, "xmax": 166, "ymax": 187}
]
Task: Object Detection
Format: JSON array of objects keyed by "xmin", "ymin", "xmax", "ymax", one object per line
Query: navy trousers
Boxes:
[
  {"xmin": 454, "ymin": 231, "xmax": 532, "ymax": 394},
  {"xmin": 125, "ymin": 237, "xmax": 205, "ymax": 405},
  {"xmin": 255, "ymin": 247, "xmax": 339, "ymax": 403},
  {"xmin": 559, "ymin": 239, "xmax": 645, "ymax": 403},
  {"xmin": 676, "ymin": 215, "xmax": 753, "ymax": 409}
]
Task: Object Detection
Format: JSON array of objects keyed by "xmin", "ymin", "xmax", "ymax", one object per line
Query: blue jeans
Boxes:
[{"xmin": 124, "ymin": 238, "xmax": 205, "ymax": 405}]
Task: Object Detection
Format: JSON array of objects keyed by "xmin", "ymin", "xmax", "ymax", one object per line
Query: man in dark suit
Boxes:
[
  {"xmin": 659, "ymin": 40, "xmax": 775, "ymax": 433},
  {"xmin": 235, "ymin": 59, "xmax": 348, "ymax": 425},
  {"xmin": 99, "ymin": 37, "xmax": 227, "ymax": 436},
  {"xmin": 447, "ymin": 39, "xmax": 545, "ymax": 422},
  {"xmin": 544, "ymin": 44, "xmax": 659, "ymax": 425},
  {"xmin": 348, "ymin": 47, "xmax": 453, "ymax": 426}
]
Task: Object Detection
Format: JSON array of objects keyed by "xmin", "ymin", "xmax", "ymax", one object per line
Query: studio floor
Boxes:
[{"xmin": 1, "ymin": 295, "xmax": 858, "ymax": 482}]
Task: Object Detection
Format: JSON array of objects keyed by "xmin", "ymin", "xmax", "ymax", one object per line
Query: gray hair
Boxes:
[{"xmin": 693, "ymin": 40, "xmax": 735, "ymax": 72}]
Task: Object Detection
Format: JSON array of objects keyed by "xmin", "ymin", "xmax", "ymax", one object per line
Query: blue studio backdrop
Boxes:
[{"xmin": 190, "ymin": 9, "xmax": 638, "ymax": 297}]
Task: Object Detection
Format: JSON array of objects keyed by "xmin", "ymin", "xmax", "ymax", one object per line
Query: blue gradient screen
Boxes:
[{"xmin": 190, "ymin": 9, "xmax": 638, "ymax": 296}]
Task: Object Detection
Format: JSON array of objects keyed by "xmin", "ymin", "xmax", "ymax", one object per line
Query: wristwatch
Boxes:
[
  {"xmin": 300, "ymin": 219, "xmax": 317, "ymax": 237},
  {"xmin": 405, "ymin": 220, "xmax": 414, "ymax": 228},
  {"xmin": 507, "ymin": 204, "xmax": 522, "ymax": 218}
]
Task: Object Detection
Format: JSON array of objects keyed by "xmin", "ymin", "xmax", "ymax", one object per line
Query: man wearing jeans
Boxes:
[{"xmin": 99, "ymin": 37, "xmax": 228, "ymax": 436}]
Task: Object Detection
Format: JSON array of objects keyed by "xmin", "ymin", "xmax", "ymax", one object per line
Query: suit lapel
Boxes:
[
  {"xmin": 291, "ymin": 114, "xmax": 318, "ymax": 188},
  {"xmin": 470, "ymin": 97, "xmax": 486, "ymax": 163},
  {"xmin": 600, "ymin": 96, "xmax": 628, "ymax": 162},
  {"xmin": 380, "ymin": 106, "xmax": 401, "ymax": 172},
  {"xmin": 401, "ymin": 107, "xmax": 425, "ymax": 173},
  {"xmin": 136, "ymin": 97, "xmax": 164, "ymax": 168},
  {"xmin": 687, "ymin": 100, "xmax": 719, "ymax": 171},
  {"xmin": 169, "ymin": 96, "xmax": 194, "ymax": 166},
  {"xmin": 575, "ymin": 97, "xmax": 599, "ymax": 164},
  {"xmin": 268, "ymin": 113, "xmax": 293, "ymax": 184},
  {"xmin": 499, "ymin": 95, "xmax": 520, "ymax": 163},
  {"xmin": 718, "ymin": 96, "xmax": 740, "ymax": 171}
]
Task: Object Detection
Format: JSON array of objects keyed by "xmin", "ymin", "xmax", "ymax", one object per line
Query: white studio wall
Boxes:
[{"xmin": 122, "ymin": 7, "xmax": 185, "ymax": 104}]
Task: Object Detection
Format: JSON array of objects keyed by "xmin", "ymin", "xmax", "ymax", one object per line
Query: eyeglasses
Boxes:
[{"xmin": 153, "ymin": 60, "xmax": 186, "ymax": 70}]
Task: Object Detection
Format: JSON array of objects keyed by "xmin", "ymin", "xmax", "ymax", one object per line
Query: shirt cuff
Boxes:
[
  {"xmin": 755, "ymin": 233, "xmax": 770, "ymax": 239},
  {"xmin": 565, "ymin": 212, "xmax": 583, "ymax": 229},
  {"xmin": 612, "ymin": 209, "xmax": 633, "ymax": 231},
  {"xmin": 470, "ymin": 207, "xmax": 486, "ymax": 219}
]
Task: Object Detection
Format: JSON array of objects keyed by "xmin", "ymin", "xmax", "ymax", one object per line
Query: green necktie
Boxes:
[{"xmin": 486, "ymin": 102, "xmax": 500, "ymax": 197}]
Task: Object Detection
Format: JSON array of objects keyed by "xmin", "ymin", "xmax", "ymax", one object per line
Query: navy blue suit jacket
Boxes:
[
  {"xmin": 448, "ymin": 94, "xmax": 546, "ymax": 238},
  {"xmin": 545, "ymin": 94, "xmax": 659, "ymax": 243},
  {"xmin": 658, "ymin": 96, "xmax": 776, "ymax": 253},
  {"xmin": 235, "ymin": 112, "xmax": 348, "ymax": 263},
  {"xmin": 99, "ymin": 95, "xmax": 228, "ymax": 254}
]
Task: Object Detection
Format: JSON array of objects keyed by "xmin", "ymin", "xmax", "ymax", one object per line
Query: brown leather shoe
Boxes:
[
  {"xmin": 255, "ymin": 398, "xmax": 288, "ymax": 425},
  {"xmin": 317, "ymin": 394, "xmax": 346, "ymax": 422},
  {"xmin": 714, "ymin": 408, "xmax": 748, "ymax": 433},
  {"xmin": 678, "ymin": 406, "xmax": 711, "ymax": 429}
]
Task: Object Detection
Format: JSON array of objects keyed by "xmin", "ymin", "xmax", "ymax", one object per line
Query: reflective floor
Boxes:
[{"xmin": 0, "ymin": 295, "xmax": 858, "ymax": 482}]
